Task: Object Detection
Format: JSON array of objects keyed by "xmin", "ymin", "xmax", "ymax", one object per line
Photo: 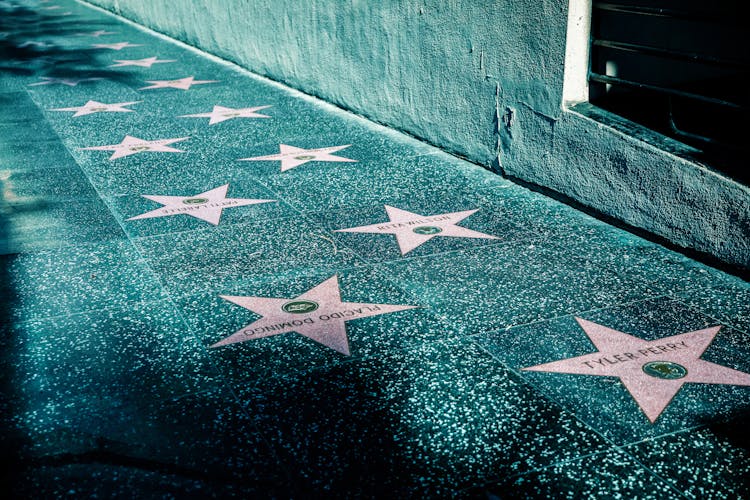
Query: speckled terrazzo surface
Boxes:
[{"xmin": 1, "ymin": 1, "xmax": 749, "ymax": 498}]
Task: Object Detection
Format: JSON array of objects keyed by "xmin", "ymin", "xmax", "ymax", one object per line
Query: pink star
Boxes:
[
  {"xmin": 335, "ymin": 205, "xmax": 498, "ymax": 255},
  {"xmin": 127, "ymin": 184, "xmax": 275, "ymax": 226},
  {"xmin": 239, "ymin": 144, "xmax": 356, "ymax": 172},
  {"xmin": 523, "ymin": 318, "xmax": 750, "ymax": 423},
  {"xmin": 78, "ymin": 135, "xmax": 188, "ymax": 160},
  {"xmin": 17, "ymin": 40, "xmax": 54, "ymax": 49},
  {"xmin": 212, "ymin": 275, "xmax": 417, "ymax": 355},
  {"xmin": 179, "ymin": 105, "xmax": 272, "ymax": 125},
  {"xmin": 76, "ymin": 30, "xmax": 117, "ymax": 37},
  {"xmin": 50, "ymin": 100, "xmax": 140, "ymax": 117},
  {"xmin": 109, "ymin": 56, "xmax": 175, "ymax": 68},
  {"xmin": 139, "ymin": 76, "xmax": 218, "ymax": 90},
  {"xmin": 91, "ymin": 42, "xmax": 142, "ymax": 50},
  {"xmin": 29, "ymin": 77, "xmax": 102, "ymax": 87}
]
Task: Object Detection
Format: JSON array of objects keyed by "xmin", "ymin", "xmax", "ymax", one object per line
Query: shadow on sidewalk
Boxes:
[{"xmin": 1, "ymin": 1, "xmax": 141, "ymax": 86}]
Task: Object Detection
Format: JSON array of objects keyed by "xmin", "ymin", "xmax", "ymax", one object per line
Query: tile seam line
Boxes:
[
  {"xmin": 5, "ymin": 80, "xmax": 230, "ymax": 417},
  {"xmin": 470, "ymin": 341, "xmax": 695, "ymax": 499},
  {"xmin": 472, "ymin": 347, "xmax": 747, "ymax": 471},
  {"xmin": 670, "ymin": 295, "xmax": 750, "ymax": 337},
  {"xmin": 471, "ymin": 341, "xmax": 618, "ymax": 448},
  {"xmin": 149, "ymin": 291, "xmax": 296, "ymax": 486},
  {"xmin": 16, "ymin": 5, "xmax": 293, "ymax": 480},
  {"xmin": 369, "ymin": 240, "xmax": 667, "ymax": 316},
  {"xmin": 457, "ymin": 448, "xmax": 688, "ymax": 497},
  {"xmin": 72, "ymin": 0, "xmax": 496, "ymax": 173},
  {"xmin": 130, "ymin": 213, "xmax": 541, "ymax": 272},
  {"xmin": 21, "ymin": 90, "xmax": 172, "ymax": 315},
  {"xmin": 11, "ymin": 5, "xmax": 745, "ymax": 495},
  {"xmin": 465, "ymin": 294, "xmax": 675, "ymax": 337},
  {"xmin": 33, "ymin": 2, "xmax": 744, "ymax": 486},
  {"xmin": 17, "ymin": 3, "xmax": 527, "ymax": 366},
  {"xmin": 471, "ymin": 338, "xmax": 715, "ymax": 450},
  {"xmin": 17, "ymin": 0, "xmax": 740, "ymax": 363},
  {"xmin": 75, "ymin": 1, "xmax": 750, "ymax": 281},
  {"xmin": 125, "ymin": 202, "xmax": 528, "ymax": 246},
  {"xmin": 6, "ymin": 296, "xmax": 169, "ymax": 327},
  {"xmin": 118, "ymin": 209, "xmax": 307, "ymax": 242}
]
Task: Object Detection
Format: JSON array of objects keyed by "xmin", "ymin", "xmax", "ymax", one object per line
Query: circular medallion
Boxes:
[
  {"xmin": 412, "ymin": 226, "xmax": 443, "ymax": 235},
  {"xmin": 183, "ymin": 197, "xmax": 208, "ymax": 205},
  {"xmin": 282, "ymin": 300, "xmax": 319, "ymax": 314},
  {"xmin": 642, "ymin": 361, "xmax": 688, "ymax": 380}
]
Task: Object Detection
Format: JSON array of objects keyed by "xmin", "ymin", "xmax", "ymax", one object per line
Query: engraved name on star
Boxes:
[
  {"xmin": 179, "ymin": 105, "xmax": 272, "ymax": 125},
  {"xmin": 78, "ymin": 135, "xmax": 188, "ymax": 160},
  {"xmin": 91, "ymin": 42, "xmax": 142, "ymax": 50},
  {"xmin": 109, "ymin": 56, "xmax": 175, "ymax": 68},
  {"xmin": 29, "ymin": 76, "xmax": 102, "ymax": 87},
  {"xmin": 50, "ymin": 100, "xmax": 140, "ymax": 117},
  {"xmin": 336, "ymin": 205, "xmax": 499, "ymax": 255},
  {"xmin": 239, "ymin": 144, "xmax": 356, "ymax": 172},
  {"xmin": 139, "ymin": 76, "xmax": 218, "ymax": 91},
  {"xmin": 127, "ymin": 184, "xmax": 274, "ymax": 226},
  {"xmin": 523, "ymin": 318, "xmax": 750, "ymax": 423},
  {"xmin": 212, "ymin": 275, "xmax": 417, "ymax": 355}
]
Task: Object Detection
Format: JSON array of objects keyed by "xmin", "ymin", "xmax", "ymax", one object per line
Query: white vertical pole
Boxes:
[{"xmin": 562, "ymin": 0, "xmax": 593, "ymax": 106}]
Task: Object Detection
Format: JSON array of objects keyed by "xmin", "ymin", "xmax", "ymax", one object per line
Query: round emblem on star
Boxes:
[
  {"xmin": 127, "ymin": 184, "xmax": 275, "ymax": 226},
  {"xmin": 335, "ymin": 205, "xmax": 498, "ymax": 255},
  {"xmin": 523, "ymin": 318, "xmax": 750, "ymax": 422},
  {"xmin": 282, "ymin": 300, "xmax": 319, "ymax": 314},
  {"xmin": 642, "ymin": 361, "xmax": 688, "ymax": 380},
  {"xmin": 412, "ymin": 226, "xmax": 443, "ymax": 235},
  {"xmin": 183, "ymin": 197, "xmax": 208, "ymax": 205}
]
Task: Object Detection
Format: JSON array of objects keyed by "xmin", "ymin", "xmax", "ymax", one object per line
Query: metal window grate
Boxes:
[{"xmin": 589, "ymin": 0, "xmax": 749, "ymax": 183}]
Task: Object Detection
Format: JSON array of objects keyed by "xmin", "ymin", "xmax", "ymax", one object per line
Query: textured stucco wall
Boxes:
[{"xmin": 83, "ymin": 0, "xmax": 750, "ymax": 270}]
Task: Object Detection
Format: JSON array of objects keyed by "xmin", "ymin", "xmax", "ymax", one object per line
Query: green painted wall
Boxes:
[{"xmin": 85, "ymin": 0, "xmax": 749, "ymax": 270}]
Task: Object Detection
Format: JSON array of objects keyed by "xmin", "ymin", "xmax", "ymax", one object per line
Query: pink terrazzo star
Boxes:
[
  {"xmin": 523, "ymin": 318, "xmax": 750, "ymax": 423},
  {"xmin": 50, "ymin": 100, "xmax": 140, "ymax": 117},
  {"xmin": 179, "ymin": 105, "xmax": 272, "ymax": 125},
  {"xmin": 127, "ymin": 184, "xmax": 274, "ymax": 226},
  {"xmin": 78, "ymin": 135, "xmax": 188, "ymax": 160},
  {"xmin": 212, "ymin": 275, "xmax": 417, "ymax": 355},
  {"xmin": 75, "ymin": 30, "xmax": 117, "ymax": 37},
  {"xmin": 335, "ymin": 205, "xmax": 498, "ymax": 255},
  {"xmin": 139, "ymin": 76, "xmax": 218, "ymax": 90},
  {"xmin": 109, "ymin": 56, "xmax": 175, "ymax": 68},
  {"xmin": 239, "ymin": 144, "xmax": 356, "ymax": 172},
  {"xmin": 29, "ymin": 76, "xmax": 102, "ymax": 87},
  {"xmin": 91, "ymin": 42, "xmax": 142, "ymax": 50},
  {"xmin": 17, "ymin": 40, "xmax": 54, "ymax": 49}
]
